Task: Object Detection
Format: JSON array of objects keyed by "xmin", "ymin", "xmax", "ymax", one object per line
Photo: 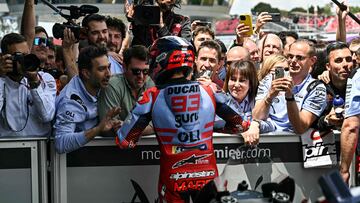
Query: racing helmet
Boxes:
[{"xmin": 149, "ymin": 36, "xmax": 195, "ymax": 85}]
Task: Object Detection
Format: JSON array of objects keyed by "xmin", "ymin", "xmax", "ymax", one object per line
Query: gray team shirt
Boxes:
[{"xmin": 255, "ymin": 74, "xmax": 327, "ymax": 132}]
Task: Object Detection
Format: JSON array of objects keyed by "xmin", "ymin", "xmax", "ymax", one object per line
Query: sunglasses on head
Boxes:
[
  {"xmin": 131, "ymin": 68, "xmax": 149, "ymax": 76},
  {"xmin": 33, "ymin": 37, "xmax": 50, "ymax": 47},
  {"xmin": 334, "ymin": 56, "xmax": 352, "ymax": 63}
]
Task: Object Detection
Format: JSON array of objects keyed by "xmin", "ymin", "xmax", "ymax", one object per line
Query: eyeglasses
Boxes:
[
  {"xmin": 131, "ymin": 68, "xmax": 149, "ymax": 76},
  {"xmin": 33, "ymin": 37, "xmax": 50, "ymax": 47},
  {"xmin": 334, "ymin": 56, "xmax": 352, "ymax": 63},
  {"xmin": 287, "ymin": 54, "xmax": 308, "ymax": 61}
]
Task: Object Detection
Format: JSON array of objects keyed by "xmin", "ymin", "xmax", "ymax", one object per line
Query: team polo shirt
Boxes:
[
  {"xmin": 256, "ymin": 74, "xmax": 327, "ymax": 132},
  {"xmin": 108, "ymin": 55, "xmax": 124, "ymax": 75},
  {"xmin": 54, "ymin": 76, "xmax": 98, "ymax": 153},
  {"xmin": 345, "ymin": 68, "xmax": 360, "ymax": 118}
]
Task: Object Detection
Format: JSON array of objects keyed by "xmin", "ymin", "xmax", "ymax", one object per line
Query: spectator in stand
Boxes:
[
  {"xmin": 214, "ymin": 61, "xmax": 270, "ymax": 142},
  {"xmin": 0, "ymin": 33, "xmax": 56, "ymax": 137},
  {"xmin": 125, "ymin": 0, "xmax": 191, "ymax": 47},
  {"xmin": 349, "ymin": 38, "xmax": 360, "ymax": 67},
  {"xmin": 192, "ymin": 26, "xmax": 215, "ymax": 52},
  {"xmin": 54, "ymin": 46, "xmax": 121, "ymax": 154},
  {"xmin": 226, "ymin": 46, "xmax": 250, "ymax": 68},
  {"xmin": 340, "ymin": 65, "xmax": 360, "ymax": 184},
  {"xmin": 310, "ymin": 42, "xmax": 328, "ymax": 80},
  {"xmin": 243, "ymin": 38, "xmax": 260, "ymax": 68},
  {"xmin": 106, "ymin": 16, "xmax": 126, "ymax": 74},
  {"xmin": 315, "ymin": 42, "xmax": 354, "ymax": 132},
  {"xmin": 214, "ymin": 39, "xmax": 227, "ymax": 81},
  {"xmin": 82, "ymin": 14, "xmax": 124, "ymax": 75},
  {"xmin": 278, "ymin": 31, "xmax": 298, "ymax": 56},
  {"xmin": 194, "ymin": 40, "xmax": 223, "ymax": 87},
  {"xmin": 21, "ymin": 0, "xmax": 60, "ymax": 73},
  {"xmin": 253, "ymin": 39, "xmax": 327, "ymax": 133},
  {"xmin": 98, "ymin": 45, "xmax": 155, "ymax": 135},
  {"xmin": 259, "ymin": 33, "xmax": 283, "ymax": 63},
  {"xmin": 44, "ymin": 43, "xmax": 68, "ymax": 95},
  {"xmin": 257, "ymin": 54, "xmax": 288, "ymax": 82}
]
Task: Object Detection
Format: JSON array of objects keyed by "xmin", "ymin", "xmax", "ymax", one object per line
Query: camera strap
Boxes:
[{"xmin": 3, "ymin": 82, "xmax": 30, "ymax": 132}]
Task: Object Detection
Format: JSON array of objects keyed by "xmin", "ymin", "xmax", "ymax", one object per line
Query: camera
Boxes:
[
  {"xmin": 44, "ymin": 4, "xmax": 99, "ymax": 39},
  {"xmin": 11, "ymin": 52, "xmax": 40, "ymax": 75},
  {"xmin": 53, "ymin": 22, "xmax": 81, "ymax": 40},
  {"xmin": 132, "ymin": 0, "xmax": 160, "ymax": 25},
  {"xmin": 40, "ymin": 68, "xmax": 62, "ymax": 79}
]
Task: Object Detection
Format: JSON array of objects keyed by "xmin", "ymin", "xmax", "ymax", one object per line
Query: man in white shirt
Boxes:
[{"xmin": 0, "ymin": 33, "xmax": 56, "ymax": 136}]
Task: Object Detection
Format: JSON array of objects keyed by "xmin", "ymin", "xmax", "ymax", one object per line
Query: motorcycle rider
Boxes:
[{"xmin": 115, "ymin": 36, "xmax": 252, "ymax": 202}]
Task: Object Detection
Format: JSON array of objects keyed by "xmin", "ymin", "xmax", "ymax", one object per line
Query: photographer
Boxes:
[
  {"xmin": 0, "ymin": 33, "xmax": 56, "ymax": 137},
  {"xmin": 126, "ymin": 0, "xmax": 191, "ymax": 47}
]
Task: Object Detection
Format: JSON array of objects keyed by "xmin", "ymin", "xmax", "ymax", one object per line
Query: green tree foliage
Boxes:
[
  {"xmin": 251, "ymin": 2, "xmax": 280, "ymax": 14},
  {"xmin": 290, "ymin": 7, "xmax": 307, "ymax": 13}
]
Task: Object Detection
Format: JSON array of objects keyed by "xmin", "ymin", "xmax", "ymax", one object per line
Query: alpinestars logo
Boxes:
[
  {"xmin": 172, "ymin": 154, "xmax": 211, "ymax": 169},
  {"xmin": 170, "ymin": 170, "xmax": 215, "ymax": 180}
]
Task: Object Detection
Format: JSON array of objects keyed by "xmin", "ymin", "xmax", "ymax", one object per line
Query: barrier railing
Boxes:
[
  {"xmin": 0, "ymin": 132, "xmax": 350, "ymax": 203},
  {"xmin": 49, "ymin": 132, "xmax": 345, "ymax": 203},
  {"xmin": 0, "ymin": 136, "xmax": 48, "ymax": 203}
]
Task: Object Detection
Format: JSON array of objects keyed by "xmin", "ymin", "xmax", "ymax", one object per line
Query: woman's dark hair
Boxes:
[
  {"xmin": 223, "ymin": 60, "xmax": 258, "ymax": 103},
  {"xmin": 310, "ymin": 41, "xmax": 329, "ymax": 79}
]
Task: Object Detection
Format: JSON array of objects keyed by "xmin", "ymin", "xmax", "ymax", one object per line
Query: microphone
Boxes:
[{"xmin": 79, "ymin": 5, "xmax": 99, "ymax": 14}]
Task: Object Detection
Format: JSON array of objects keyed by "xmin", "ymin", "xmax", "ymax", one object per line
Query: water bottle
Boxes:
[{"xmin": 333, "ymin": 95, "xmax": 344, "ymax": 119}]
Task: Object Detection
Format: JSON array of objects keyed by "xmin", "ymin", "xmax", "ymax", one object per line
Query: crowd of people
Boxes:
[{"xmin": 0, "ymin": 0, "xmax": 360, "ymax": 202}]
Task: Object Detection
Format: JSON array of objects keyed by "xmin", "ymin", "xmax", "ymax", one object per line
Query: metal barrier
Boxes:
[
  {"xmin": 0, "ymin": 137, "xmax": 48, "ymax": 203},
  {"xmin": 49, "ymin": 133, "xmax": 346, "ymax": 203}
]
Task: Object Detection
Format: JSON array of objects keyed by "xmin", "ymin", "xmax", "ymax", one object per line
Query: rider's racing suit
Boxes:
[{"xmin": 116, "ymin": 79, "xmax": 245, "ymax": 202}]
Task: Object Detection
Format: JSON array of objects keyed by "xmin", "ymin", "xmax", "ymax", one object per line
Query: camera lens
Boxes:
[{"xmin": 240, "ymin": 15, "xmax": 246, "ymax": 20}]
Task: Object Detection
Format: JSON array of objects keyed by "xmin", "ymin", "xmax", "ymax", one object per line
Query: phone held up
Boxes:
[
  {"xmin": 274, "ymin": 66, "xmax": 289, "ymax": 79},
  {"xmin": 275, "ymin": 67, "xmax": 284, "ymax": 79},
  {"xmin": 239, "ymin": 14, "xmax": 253, "ymax": 37},
  {"xmin": 268, "ymin": 13, "xmax": 281, "ymax": 22}
]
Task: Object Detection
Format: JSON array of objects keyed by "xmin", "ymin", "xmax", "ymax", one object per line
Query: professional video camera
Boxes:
[
  {"xmin": 11, "ymin": 52, "xmax": 40, "ymax": 75},
  {"xmin": 131, "ymin": 0, "xmax": 160, "ymax": 25},
  {"xmin": 37, "ymin": 0, "xmax": 99, "ymax": 39}
]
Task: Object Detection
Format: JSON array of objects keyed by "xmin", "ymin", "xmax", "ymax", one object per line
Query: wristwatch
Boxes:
[{"xmin": 285, "ymin": 95, "xmax": 295, "ymax": 102}]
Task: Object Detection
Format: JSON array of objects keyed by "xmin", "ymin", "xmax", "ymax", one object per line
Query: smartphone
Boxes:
[
  {"xmin": 239, "ymin": 14, "xmax": 253, "ymax": 36},
  {"xmin": 196, "ymin": 21, "xmax": 212, "ymax": 28},
  {"xmin": 199, "ymin": 69, "xmax": 212, "ymax": 78},
  {"xmin": 269, "ymin": 13, "xmax": 281, "ymax": 22},
  {"xmin": 275, "ymin": 67, "xmax": 284, "ymax": 79}
]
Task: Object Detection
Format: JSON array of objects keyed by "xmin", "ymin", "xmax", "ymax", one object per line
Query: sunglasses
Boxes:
[
  {"xmin": 33, "ymin": 37, "xmax": 50, "ymax": 47},
  {"xmin": 334, "ymin": 56, "xmax": 352, "ymax": 63},
  {"xmin": 273, "ymin": 66, "xmax": 289, "ymax": 71},
  {"xmin": 131, "ymin": 68, "xmax": 149, "ymax": 76},
  {"xmin": 226, "ymin": 60, "xmax": 240, "ymax": 67},
  {"xmin": 287, "ymin": 54, "xmax": 308, "ymax": 61}
]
